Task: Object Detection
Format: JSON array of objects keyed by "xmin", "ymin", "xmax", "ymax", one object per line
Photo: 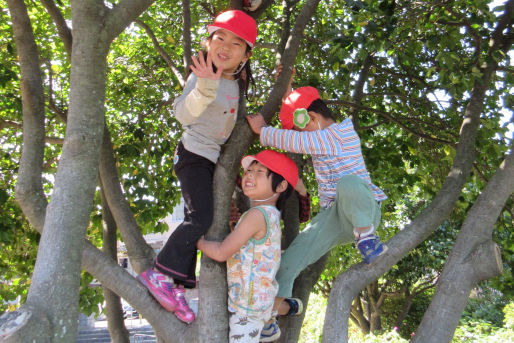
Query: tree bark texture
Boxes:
[
  {"xmin": 278, "ymin": 254, "xmax": 329, "ymax": 342},
  {"xmin": 99, "ymin": 125, "xmax": 155, "ymax": 273},
  {"xmin": 4, "ymin": 0, "xmax": 157, "ymax": 341},
  {"xmin": 24, "ymin": 5, "xmax": 109, "ymax": 338},
  {"xmin": 8, "ymin": 0, "xmax": 47, "ymax": 232},
  {"xmin": 412, "ymin": 148, "xmax": 514, "ymax": 343},
  {"xmin": 101, "ymin": 188, "xmax": 131, "ymax": 343}
]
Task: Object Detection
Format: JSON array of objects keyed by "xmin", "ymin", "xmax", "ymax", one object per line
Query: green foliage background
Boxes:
[{"xmin": 0, "ymin": 0, "xmax": 512, "ymax": 338}]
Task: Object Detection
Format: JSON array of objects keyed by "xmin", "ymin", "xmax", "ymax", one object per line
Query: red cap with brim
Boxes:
[
  {"xmin": 241, "ymin": 150, "xmax": 298, "ymax": 190},
  {"xmin": 279, "ymin": 86, "xmax": 320, "ymax": 129},
  {"xmin": 207, "ymin": 10, "xmax": 257, "ymax": 48}
]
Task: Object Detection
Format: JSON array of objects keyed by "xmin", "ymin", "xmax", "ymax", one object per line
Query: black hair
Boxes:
[
  {"xmin": 201, "ymin": 35, "xmax": 255, "ymax": 99},
  {"xmin": 270, "ymin": 171, "xmax": 294, "ymax": 213},
  {"xmin": 307, "ymin": 98, "xmax": 336, "ymax": 121},
  {"xmin": 247, "ymin": 160, "xmax": 294, "ymax": 213}
]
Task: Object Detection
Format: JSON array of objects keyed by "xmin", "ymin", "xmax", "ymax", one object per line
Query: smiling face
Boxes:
[
  {"xmin": 207, "ymin": 29, "xmax": 250, "ymax": 78},
  {"xmin": 242, "ymin": 161, "xmax": 275, "ymax": 202}
]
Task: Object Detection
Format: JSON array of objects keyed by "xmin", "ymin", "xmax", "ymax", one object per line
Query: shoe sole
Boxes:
[
  {"xmin": 365, "ymin": 244, "xmax": 388, "ymax": 265},
  {"xmin": 174, "ymin": 308, "xmax": 195, "ymax": 324},
  {"xmin": 137, "ymin": 274, "xmax": 178, "ymax": 312}
]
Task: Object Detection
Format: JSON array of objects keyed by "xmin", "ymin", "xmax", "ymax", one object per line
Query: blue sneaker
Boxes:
[
  {"xmin": 260, "ymin": 317, "xmax": 280, "ymax": 342},
  {"xmin": 283, "ymin": 298, "xmax": 303, "ymax": 316},
  {"xmin": 356, "ymin": 235, "xmax": 388, "ymax": 264}
]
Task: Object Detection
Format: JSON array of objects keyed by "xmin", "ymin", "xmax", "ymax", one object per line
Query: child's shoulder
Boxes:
[
  {"xmin": 243, "ymin": 206, "xmax": 268, "ymax": 220},
  {"xmin": 245, "ymin": 205, "xmax": 278, "ymax": 220}
]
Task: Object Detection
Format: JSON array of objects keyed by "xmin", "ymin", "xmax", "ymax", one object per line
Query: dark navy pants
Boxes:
[{"xmin": 155, "ymin": 141, "xmax": 214, "ymax": 288}]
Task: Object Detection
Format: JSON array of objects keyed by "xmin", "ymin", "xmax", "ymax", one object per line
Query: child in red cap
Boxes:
[
  {"xmin": 198, "ymin": 150, "xmax": 298, "ymax": 343},
  {"xmin": 137, "ymin": 10, "xmax": 258, "ymax": 324},
  {"xmin": 247, "ymin": 86, "xmax": 388, "ymax": 340}
]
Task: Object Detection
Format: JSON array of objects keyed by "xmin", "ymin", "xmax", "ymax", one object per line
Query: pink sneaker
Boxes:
[
  {"xmin": 171, "ymin": 285, "xmax": 195, "ymax": 324},
  {"xmin": 137, "ymin": 269, "xmax": 178, "ymax": 312}
]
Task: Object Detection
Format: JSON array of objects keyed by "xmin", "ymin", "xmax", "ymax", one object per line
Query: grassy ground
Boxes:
[{"xmin": 299, "ymin": 293, "xmax": 514, "ymax": 343}]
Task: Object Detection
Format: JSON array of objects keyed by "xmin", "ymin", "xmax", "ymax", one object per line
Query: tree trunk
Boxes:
[
  {"xmin": 412, "ymin": 3, "xmax": 514, "ymax": 340},
  {"xmin": 412, "ymin": 149, "xmax": 514, "ymax": 343},
  {"xmin": 196, "ymin": 1, "xmax": 321, "ymax": 341},
  {"xmin": 394, "ymin": 288, "xmax": 413, "ymax": 329},
  {"xmin": 3, "ymin": 0, "xmax": 109, "ymax": 341},
  {"xmin": 351, "ymin": 295, "xmax": 370, "ymax": 334},
  {"xmin": 24, "ymin": 8, "xmax": 109, "ymax": 339},
  {"xmin": 367, "ymin": 282, "xmax": 382, "ymax": 333},
  {"xmin": 101, "ymin": 188, "xmax": 131, "ymax": 343},
  {"xmin": 3, "ymin": 0, "xmax": 157, "ymax": 341}
]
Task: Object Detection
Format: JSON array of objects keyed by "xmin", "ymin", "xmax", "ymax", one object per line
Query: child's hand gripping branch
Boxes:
[
  {"xmin": 198, "ymin": 150, "xmax": 298, "ymax": 343},
  {"xmin": 246, "ymin": 112, "xmax": 267, "ymax": 134}
]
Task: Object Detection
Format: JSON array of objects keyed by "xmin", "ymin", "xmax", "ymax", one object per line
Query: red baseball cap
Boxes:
[
  {"xmin": 279, "ymin": 86, "xmax": 320, "ymax": 129},
  {"xmin": 241, "ymin": 150, "xmax": 298, "ymax": 190},
  {"xmin": 207, "ymin": 10, "xmax": 258, "ymax": 48}
]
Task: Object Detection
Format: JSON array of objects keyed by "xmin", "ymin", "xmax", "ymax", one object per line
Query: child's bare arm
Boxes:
[{"xmin": 197, "ymin": 208, "xmax": 266, "ymax": 262}]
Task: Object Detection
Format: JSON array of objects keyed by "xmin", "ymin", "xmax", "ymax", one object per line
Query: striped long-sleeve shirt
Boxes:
[{"xmin": 260, "ymin": 118, "xmax": 387, "ymax": 209}]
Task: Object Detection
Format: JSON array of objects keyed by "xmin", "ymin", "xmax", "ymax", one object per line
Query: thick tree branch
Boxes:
[
  {"xmin": 412, "ymin": 146, "xmax": 514, "ymax": 343},
  {"xmin": 100, "ymin": 187, "xmax": 131, "ymax": 343},
  {"xmin": 7, "ymin": 0, "xmax": 47, "ymax": 234},
  {"xmin": 98, "ymin": 124, "xmax": 155, "ymax": 273},
  {"xmin": 104, "ymin": 0, "xmax": 156, "ymax": 43}
]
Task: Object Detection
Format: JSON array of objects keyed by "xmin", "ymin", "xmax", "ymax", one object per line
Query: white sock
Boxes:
[{"xmin": 354, "ymin": 225, "xmax": 375, "ymax": 240}]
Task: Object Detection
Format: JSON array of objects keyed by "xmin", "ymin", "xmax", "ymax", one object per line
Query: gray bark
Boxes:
[
  {"xmin": 3, "ymin": 0, "xmax": 157, "ymax": 341},
  {"xmin": 99, "ymin": 125, "xmax": 155, "ymax": 273},
  {"xmin": 181, "ymin": 0, "xmax": 193, "ymax": 71},
  {"xmin": 100, "ymin": 188, "xmax": 131, "ymax": 343},
  {"xmin": 412, "ymin": 148, "xmax": 514, "ymax": 343},
  {"xmin": 23, "ymin": 0, "xmax": 109, "ymax": 336},
  {"xmin": 41, "ymin": 0, "xmax": 72, "ymax": 56},
  {"xmin": 278, "ymin": 254, "xmax": 328, "ymax": 342},
  {"xmin": 9, "ymin": 0, "xmax": 47, "ymax": 233}
]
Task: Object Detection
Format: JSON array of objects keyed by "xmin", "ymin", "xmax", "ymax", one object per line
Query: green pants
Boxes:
[{"xmin": 276, "ymin": 175, "xmax": 382, "ymax": 298}]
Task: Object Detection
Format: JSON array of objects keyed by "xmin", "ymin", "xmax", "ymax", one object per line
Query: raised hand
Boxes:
[{"xmin": 190, "ymin": 51, "xmax": 223, "ymax": 80}]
